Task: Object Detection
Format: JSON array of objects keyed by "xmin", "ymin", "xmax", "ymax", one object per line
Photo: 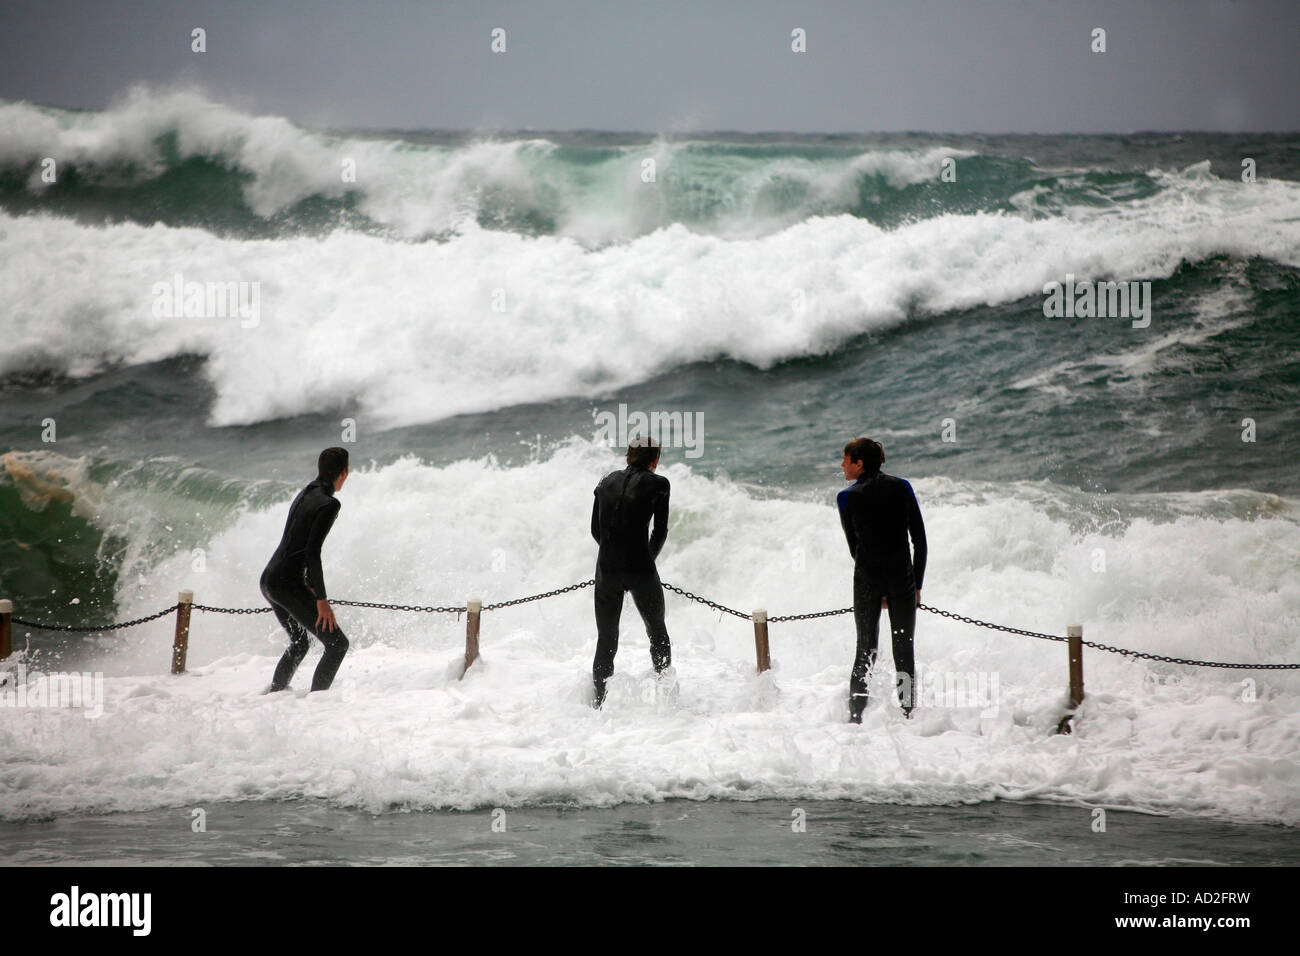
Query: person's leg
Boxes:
[
  {"xmin": 885, "ymin": 568, "xmax": 918, "ymax": 717},
  {"xmin": 627, "ymin": 571, "xmax": 671, "ymax": 673},
  {"xmin": 271, "ymin": 580, "xmax": 349, "ymax": 692},
  {"xmin": 592, "ymin": 566, "xmax": 625, "ymax": 707},
  {"xmin": 267, "ymin": 599, "xmax": 311, "ymax": 692},
  {"xmin": 850, "ymin": 569, "xmax": 886, "ymax": 722},
  {"xmin": 310, "ymin": 624, "xmax": 349, "ymax": 692}
]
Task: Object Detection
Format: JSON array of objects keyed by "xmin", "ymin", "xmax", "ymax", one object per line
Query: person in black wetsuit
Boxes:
[
  {"xmin": 837, "ymin": 437, "xmax": 927, "ymax": 723},
  {"xmin": 260, "ymin": 447, "xmax": 350, "ymax": 692},
  {"xmin": 590, "ymin": 436, "xmax": 672, "ymax": 708}
]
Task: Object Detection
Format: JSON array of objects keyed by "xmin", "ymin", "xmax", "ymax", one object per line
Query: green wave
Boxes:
[{"xmin": 0, "ymin": 131, "xmax": 1163, "ymax": 240}]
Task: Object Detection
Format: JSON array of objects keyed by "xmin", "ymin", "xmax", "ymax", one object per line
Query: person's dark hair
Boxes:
[
  {"xmin": 844, "ymin": 437, "xmax": 885, "ymax": 474},
  {"xmin": 626, "ymin": 435, "xmax": 662, "ymax": 468},
  {"xmin": 318, "ymin": 447, "xmax": 349, "ymax": 484}
]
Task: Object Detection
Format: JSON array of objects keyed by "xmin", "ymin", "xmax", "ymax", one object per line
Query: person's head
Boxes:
[
  {"xmin": 318, "ymin": 446, "xmax": 349, "ymax": 490},
  {"xmin": 841, "ymin": 437, "xmax": 884, "ymax": 481},
  {"xmin": 626, "ymin": 435, "xmax": 662, "ymax": 471}
]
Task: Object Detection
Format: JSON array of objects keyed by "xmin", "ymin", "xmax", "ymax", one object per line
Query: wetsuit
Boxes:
[
  {"xmin": 260, "ymin": 478, "xmax": 349, "ymax": 692},
  {"xmin": 838, "ymin": 472, "xmax": 927, "ymax": 721},
  {"xmin": 590, "ymin": 462, "xmax": 672, "ymax": 705}
]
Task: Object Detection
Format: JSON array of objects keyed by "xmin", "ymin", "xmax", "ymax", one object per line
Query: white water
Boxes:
[
  {"xmin": 3, "ymin": 152, "xmax": 1299, "ymax": 429},
  {"xmin": 0, "ymin": 88, "xmax": 972, "ymax": 243},
  {"xmin": 2, "ymin": 443, "xmax": 1297, "ymax": 824}
]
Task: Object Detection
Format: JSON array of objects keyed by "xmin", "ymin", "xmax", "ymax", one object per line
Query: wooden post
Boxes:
[
  {"xmin": 1067, "ymin": 624, "xmax": 1085, "ymax": 709},
  {"xmin": 1056, "ymin": 624, "xmax": 1085, "ymax": 735},
  {"xmin": 171, "ymin": 590, "xmax": 193, "ymax": 675},
  {"xmin": 0, "ymin": 599, "xmax": 11, "ymax": 661},
  {"xmin": 461, "ymin": 598, "xmax": 482, "ymax": 679},
  {"xmin": 752, "ymin": 608, "xmax": 770, "ymax": 674}
]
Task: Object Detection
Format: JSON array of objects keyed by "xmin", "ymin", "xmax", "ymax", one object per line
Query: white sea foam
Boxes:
[
  {"xmin": 0, "ymin": 89, "xmax": 971, "ymax": 243},
  {"xmin": 4, "ymin": 93, "xmax": 1299, "ymax": 429},
  {"xmin": 2, "ymin": 445, "xmax": 1296, "ymax": 823},
  {"xmin": 3, "ymin": 149, "xmax": 1298, "ymax": 429}
]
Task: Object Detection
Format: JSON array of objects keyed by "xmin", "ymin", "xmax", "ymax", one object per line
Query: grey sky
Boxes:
[{"xmin": 1, "ymin": 0, "xmax": 1296, "ymax": 133}]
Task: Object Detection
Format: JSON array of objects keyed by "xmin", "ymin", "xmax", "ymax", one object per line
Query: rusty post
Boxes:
[
  {"xmin": 461, "ymin": 598, "xmax": 482, "ymax": 678},
  {"xmin": 1056, "ymin": 624, "xmax": 1084, "ymax": 734},
  {"xmin": 753, "ymin": 608, "xmax": 771, "ymax": 674},
  {"xmin": 171, "ymin": 590, "xmax": 193, "ymax": 675}
]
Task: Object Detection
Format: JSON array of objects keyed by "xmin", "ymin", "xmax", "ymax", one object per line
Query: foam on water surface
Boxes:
[{"xmin": 2, "ymin": 445, "xmax": 1297, "ymax": 825}]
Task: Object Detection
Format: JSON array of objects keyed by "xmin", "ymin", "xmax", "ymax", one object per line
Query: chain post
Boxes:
[
  {"xmin": 171, "ymin": 590, "xmax": 194, "ymax": 675},
  {"xmin": 752, "ymin": 608, "xmax": 770, "ymax": 674},
  {"xmin": 461, "ymin": 598, "xmax": 482, "ymax": 679},
  {"xmin": 1056, "ymin": 624, "xmax": 1085, "ymax": 734}
]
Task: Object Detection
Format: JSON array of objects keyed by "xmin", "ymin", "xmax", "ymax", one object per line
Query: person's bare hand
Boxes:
[
  {"xmin": 916, "ymin": 590, "xmax": 921, "ymax": 609},
  {"xmin": 316, "ymin": 599, "xmax": 337, "ymax": 633},
  {"xmin": 881, "ymin": 596, "xmax": 888, "ymax": 609}
]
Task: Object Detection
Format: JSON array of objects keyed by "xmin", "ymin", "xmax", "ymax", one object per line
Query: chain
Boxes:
[
  {"xmin": 192, "ymin": 604, "xmax": 272, "ymax": 615},
  {"xmin": 660, "ymin": 582, "xmax": 752, "ymax": 620},
  {"xmin": 770, "ymin": 607, "xmax": 854, "ymax": 623},
  {"xmin": 484, "ymin": 580, "xmax": 593, "ymax": 611},
  {"xmin": 919, "ymin": 604, "xmax": 1067, "ymax": 643},
  {"xmin": 333, "ymin": 600, "xmax": 465, "ymax": 613},
  {"xmin": 1079, "ymin": 638, "xmax": 1300, "ymax": 670},
  {"xmin": 10, "ymin": 604, "xmax": 180, "ymax": 632},
  {"xmin": 918, "ymin": 605, "xmax": 1300, "ymax": 668},
  {"xmin": 6, "ymin": 589, "xmax": 1298, "ymax": 669},
  {"xmin": 193, "ymin": 601, "xmax": 467, "ymax": 614}
]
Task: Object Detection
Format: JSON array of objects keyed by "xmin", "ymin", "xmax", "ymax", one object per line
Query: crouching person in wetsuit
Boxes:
[
  {"xmin": 838, "ymin": 437, "xmax": 927, "ymax": 723},
  {"xmin": 260, "ymin": 447, "xmax": 350, "ymax": 692},
  {"xmin": 590, "ymin": 436, "xmax": 673, "ymax": 708}
]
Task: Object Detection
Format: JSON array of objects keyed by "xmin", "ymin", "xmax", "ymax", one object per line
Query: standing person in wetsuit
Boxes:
[
  {"xmin": 590, "ymin": 436, "xmax": 673, "ymax": 708},
  {"xmin": 260, "ymin": 447, "xmax": 351, "ymax": 693},
  {"xmin": 838, "ymin": 437, "xmax": 927, "ymax": 723}
]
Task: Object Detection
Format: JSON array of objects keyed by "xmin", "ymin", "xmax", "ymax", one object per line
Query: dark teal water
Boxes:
[{"xmin": 4, "ymin": 799, "xmax": 1297, "ymax": 867}]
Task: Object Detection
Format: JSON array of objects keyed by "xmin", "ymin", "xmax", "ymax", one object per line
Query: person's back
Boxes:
[
  {"xmin": 264, "ymin": 480, "xmax": 340, "ymax": 593},
  {"xmin": 592, "ymin": 464, "xmax": 670, "ymax": 572},
  {"xmin": 843, "ymin": 472, "xmax": 927, "ymax": 582},
  {"xmin": 837, "ymin": 437, "xmax": 926, "ymax": 723},
  {"xmin": 589, "ymin": 437, "xmax": 673, "ymax": 708}
]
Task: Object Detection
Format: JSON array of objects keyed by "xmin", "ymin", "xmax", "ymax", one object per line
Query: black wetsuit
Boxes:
[
  {"xmin": 260, "ymin": 478, "xmax": 349, "ymax": 692},
  {"xmin": 838, "ymin": 472, "xmax": 927, "ymax": 720},
  {"xmin": 590, "ymin": 462, "xmax": 672, "ymax": 705}
]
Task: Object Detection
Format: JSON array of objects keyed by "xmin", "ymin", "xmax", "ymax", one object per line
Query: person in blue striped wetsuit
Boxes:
[{"xmin": 837, "ymin": 437, "xmax": 927, "ymax": 723}]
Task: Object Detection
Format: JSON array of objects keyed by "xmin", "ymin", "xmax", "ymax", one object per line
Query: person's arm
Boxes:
[
  {"xmin": 591, "ymin": 489, "xmax": 601, "ymax": 544},
  {"xmin": 648, "ymin": 482, "xmax": 670, "ymax": 560},
  {"xmin": 837, "ymin": 487, "xmax": 858, "ymax": 559},
  {"xmin": 304, "ymin": 497, "xmax": 341, "ymax": 600},
  {"xmin": 906, "ymin": 481, "xmax": 927, "ymax": 596}
]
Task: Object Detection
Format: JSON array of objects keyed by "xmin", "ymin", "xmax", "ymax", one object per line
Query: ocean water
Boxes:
[
  {"xmin": 6, "ymin": 799, "xmax": 1298, "ymax": 867},
  {"xmin": 1, "ymin": 89, "xmax": 1298, "ymax": 861}
]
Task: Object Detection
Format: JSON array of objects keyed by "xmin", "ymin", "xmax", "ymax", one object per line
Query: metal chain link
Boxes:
[
  {"xmin": 660, "ymin": 581, "xmax": 752, "ymax": 620},
  {"xmin": 920, "ymin": 604, "xmax": 1067, "ymax": 643},
  {"xmin": 191, "ymin": 604, "xmax": 272, "ymax": 615},
  {"xmin": 333, "ymin": 600, "xmax": 465, "ymax": 614},
  {"xmin": 920, "ymin": 605, "xmax": 1300, "ymax": 668},
  {"xmin": 484, "ymin": 580, "xmax": 593, "ymax": 611},
  {"xmin": 6, "ymin": 588, "xmax": 1298, "ymax": 669},
  {"xmin": 770, "ymin": 607, "xmax": 853, "ymax": 623},
  {"xmin": 193, "ymin": 601, "xmax": 467, "ymax": 614},
  {"xmin": 1079, "ymin": 638, "xmax": 1300, "ymax": 670},
  {"xmin": 11, "ymin": 604, "xmax": 180, "ymax": 632}
]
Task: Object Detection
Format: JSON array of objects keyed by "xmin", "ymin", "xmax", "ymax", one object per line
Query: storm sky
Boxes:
[{"xmin": 1, "ymin": 0, "xmax": 1296, "ymax": 132}]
